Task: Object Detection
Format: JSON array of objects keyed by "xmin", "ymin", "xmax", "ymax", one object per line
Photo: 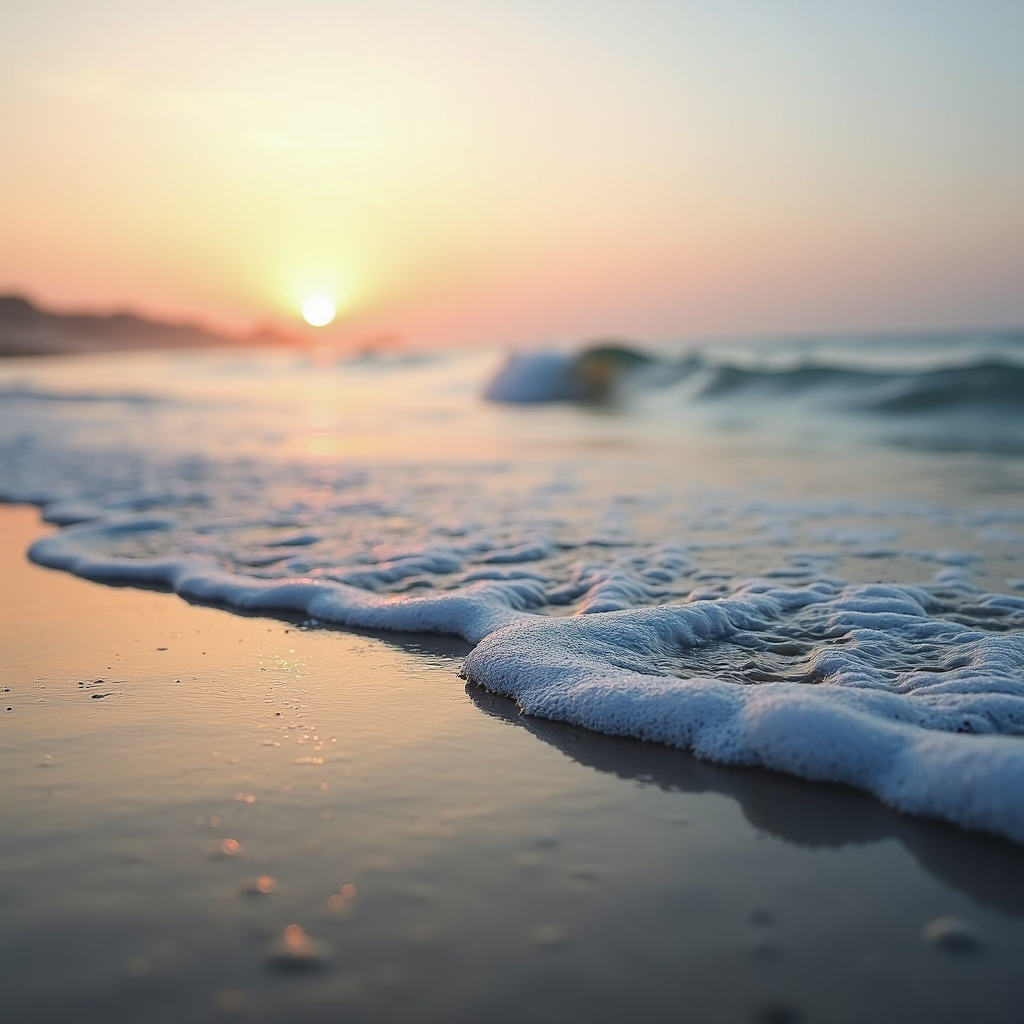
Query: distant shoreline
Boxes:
[{"xmin": 0, "ymin": 294, "xmax": 295, "ymax": 357}]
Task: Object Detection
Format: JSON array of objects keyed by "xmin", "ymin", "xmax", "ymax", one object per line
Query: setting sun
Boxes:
[{"xmin": 302, "ymin": 295, "xmax": 336, "ymax": 327}]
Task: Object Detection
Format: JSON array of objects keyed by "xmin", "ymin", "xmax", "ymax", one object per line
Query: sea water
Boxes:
[{"xmin": 1, "ymin": 332, "xmax": 1022, "ymax": 842}]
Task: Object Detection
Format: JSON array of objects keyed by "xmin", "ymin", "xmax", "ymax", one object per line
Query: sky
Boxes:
[{"xmin": 1, "ymin": 1, "xmax": 1022, "ymax": 347}]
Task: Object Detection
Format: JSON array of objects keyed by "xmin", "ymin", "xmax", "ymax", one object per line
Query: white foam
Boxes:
[
  {"xmin": 28, "ymin": 522, "xmax": 536, "ymax": 644},
  {"xmin": 29, "ymin": 510, "xmax": 1024, "ymax": 841},
  {"xmin": 463, "ymin": 584, "xmax": 1024, "ymax": 844},
  {"xmin": 3, "ymin": 348, "xmax": 1024, "ymax": 845}
]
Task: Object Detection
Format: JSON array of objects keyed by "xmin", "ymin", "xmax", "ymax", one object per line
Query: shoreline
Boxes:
[{"xmin": 3, "ymin": 502, "xmax": 1024, "ymax": 1023}]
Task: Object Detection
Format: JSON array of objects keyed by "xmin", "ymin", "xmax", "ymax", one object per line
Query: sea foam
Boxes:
[
  {"xmin": 26, "ymin": 510, "xmax": 1024, "ymax": 842},
  {"xmin": 463, "ymin": 586, "xmax": 1024, "ymax": 843},
  {"xmin": 2, "ymin": 346, "xmax": 1023, "ymax": 844}
]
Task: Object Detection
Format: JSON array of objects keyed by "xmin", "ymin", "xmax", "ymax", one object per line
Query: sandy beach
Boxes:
[
  {"xmin": 4, "ymin": 4, "xmax": 1024, "ymax": 1020},
  {"xmin": 3, "ymin": 502, "xmax": 1024, "ymax": 1024}
]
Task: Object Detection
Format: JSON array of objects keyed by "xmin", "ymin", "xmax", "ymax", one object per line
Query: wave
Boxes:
[
  {"xmin": 485, "ymin": 345, "xmax": 1024, "ymax": 416},
  {"xmin": 24, "ymin": 516, "xmax": 1024, "ymax": 844},
  {"xmin": 693, "ymin": 359, "xmax": 1024, "ymax": 415},
  {"xmin": 461, "ymin": 583, "xmax": 1024, "ymax": 846},
  {"xmin": 0, "ymin": 383, "xmax": 165, "ymax": 405},
  {"xmin": 13, "ymin": 464, "xmax": 1024, "ymax": 847},
  {"xmin": 484, "ymin": 345, "xmax": 664, "ymax": 402},
  {"xmin": 3, "ymin": 344, "xmax": 1023, "ymax": 847}
]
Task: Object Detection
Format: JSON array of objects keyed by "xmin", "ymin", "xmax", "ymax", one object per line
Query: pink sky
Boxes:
[{"xmin": 2, "ymin": 1, "xmax": 1022, "ymax": 347}]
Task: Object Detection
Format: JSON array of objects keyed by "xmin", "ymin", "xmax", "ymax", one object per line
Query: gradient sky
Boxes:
[{"xmin": 1, "ymin": 1, "xmax": 1022, "ymax": 346}]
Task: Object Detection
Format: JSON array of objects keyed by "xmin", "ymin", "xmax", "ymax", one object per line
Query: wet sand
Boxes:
[{"xmin": 2, "ymin": 502, "xmax": 1023, "ymax": 1024}]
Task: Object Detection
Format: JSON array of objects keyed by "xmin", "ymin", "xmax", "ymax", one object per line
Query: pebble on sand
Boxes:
[{"xmin": 921, "ymin": 916, "xmax": 986, "ymax": 953}]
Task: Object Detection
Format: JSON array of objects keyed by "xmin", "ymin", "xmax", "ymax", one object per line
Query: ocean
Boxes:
[{"xmin": 2, "ymin": 330, "xmax": 1022, "ymax": 843}]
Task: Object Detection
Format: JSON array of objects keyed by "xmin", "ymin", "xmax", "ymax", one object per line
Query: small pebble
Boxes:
[
  {"xmin": 921, "ymin": 916, "xmax": 986, "ymax": 953},
  {"xmin": 214, "ymin": 989, "xmax": 248, "ymax": 1013},
  {"xmin": 529, "ymin": 923, "xmax": 568, "ymax": 948},
  {"xmin": 265, "ymin": 924, "xmax": 331, "ymax": 972},
  {"xmin": 126, "ymin": 957, "xmax": 153, "ymax": 978},
  {"xmin": 206, "ymin": 838, "xmax": 242, "ymax": 859},
  {"xmin": 747, "ymin": 936, "xmax": 781, "ymax": 959},
  {"xmin": 754, "ymin": 1002, "xmax": 801, "ymax": 1024},
  {"xmin": 244, "ymin": 874, "xmax": 276, "ymax": 895}
]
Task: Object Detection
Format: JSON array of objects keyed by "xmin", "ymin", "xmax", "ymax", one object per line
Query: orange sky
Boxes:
[{"xmin": 1, "ymin": 1, "xmax": 1022, "ymax": 347}]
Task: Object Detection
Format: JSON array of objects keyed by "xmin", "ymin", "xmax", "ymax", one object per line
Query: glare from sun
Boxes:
[{"xmin": 302, "ymin": 295, "xmax": 336, "ymax": 327}]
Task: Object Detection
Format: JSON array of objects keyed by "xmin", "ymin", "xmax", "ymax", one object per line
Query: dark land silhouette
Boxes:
[{"xmin": 0, "ymin": 294, "xmax": 292, "ymax": 356}]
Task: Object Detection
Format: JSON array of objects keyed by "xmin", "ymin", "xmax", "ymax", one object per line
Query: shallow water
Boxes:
[{"xmin": 0, "ymin": 333, "xmax": 1022, "ymax": 841}]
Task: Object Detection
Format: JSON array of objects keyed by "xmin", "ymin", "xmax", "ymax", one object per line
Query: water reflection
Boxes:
[{"xmin": 467, "ymin": 683, "xmax": 1024, "ymax": 918}]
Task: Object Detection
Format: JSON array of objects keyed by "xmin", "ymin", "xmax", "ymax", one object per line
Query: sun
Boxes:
[{"xmin": 302, "ymin": 295, "xmax": 336, "ymax": 327}]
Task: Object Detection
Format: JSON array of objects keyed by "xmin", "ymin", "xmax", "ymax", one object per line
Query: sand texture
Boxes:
[{"xmin": 3, "ymin": 504, "xmax": 1024, "ymax": 1023}]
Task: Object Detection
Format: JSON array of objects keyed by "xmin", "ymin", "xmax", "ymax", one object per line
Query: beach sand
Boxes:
[{"xmin": 2, "ymin": 502, "xmax": 1023, "ymax": 1024}]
